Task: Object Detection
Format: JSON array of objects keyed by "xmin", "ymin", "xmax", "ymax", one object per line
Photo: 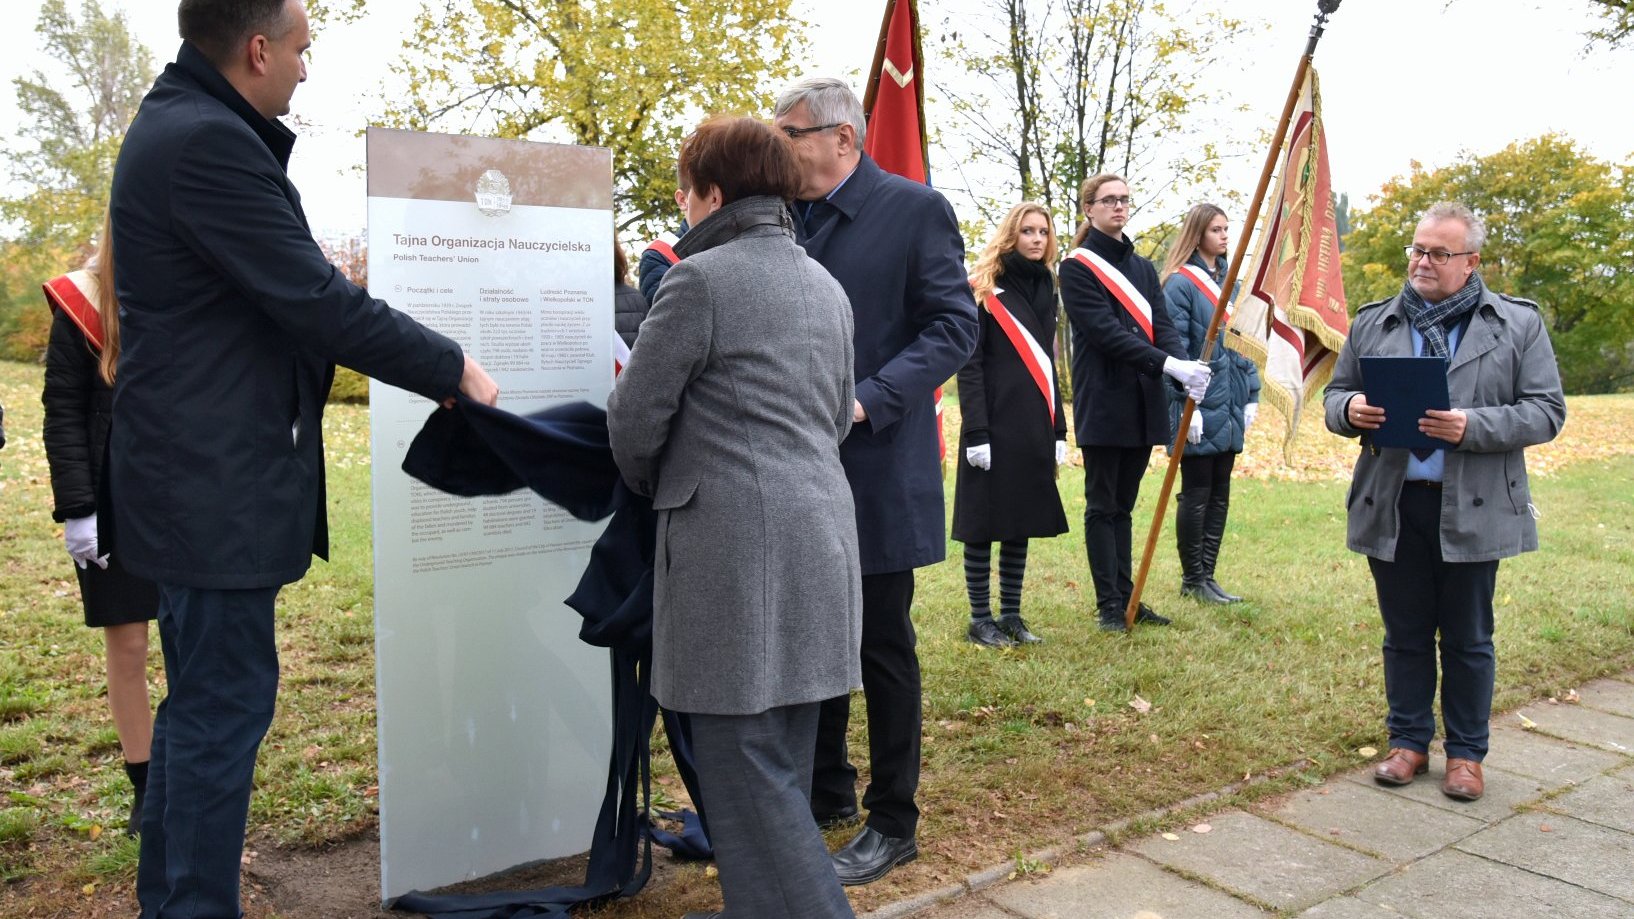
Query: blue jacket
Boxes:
[
  {"xmin": 108, "ymin": 43, "xmax": 463, "ymax": 588},
  {"xmin": 797, "ymin": 155, "xmax": 978, "ymax": 574},
  {"xmin": 636, "ymin": 220, "xmax": 687, "ymax": 303},
  {"xmin": 1162, "ymin": 253, "xmax": 1261, "ymax": 456}
]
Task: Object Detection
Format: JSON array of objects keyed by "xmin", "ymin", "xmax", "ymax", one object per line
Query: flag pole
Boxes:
[
  {"xmin": 862, "ymin": 0, "xmax": 899, "ymax": 118},
  {"xmin": 1123, "ymin": 0, "xmax": 1342, "ymax": 629}
]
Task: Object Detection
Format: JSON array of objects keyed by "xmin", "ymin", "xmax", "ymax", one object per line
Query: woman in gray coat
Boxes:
[{"xmin": 608, "ymin": 116, "xmax": 861, "ymax": 919}]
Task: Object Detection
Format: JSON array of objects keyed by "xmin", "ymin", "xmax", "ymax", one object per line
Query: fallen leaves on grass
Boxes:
[
  {"xmin": 1358, "ymin": 746, "xmax": 1378, "ymax": 758},
  {"xmin": 1128, "ymin": 695, "xmax": 1152, "ymax": 714},
  {"xmin": 1191, "ymin": 823, "xmax": 1212, "ymax": 834},
  {"xmin": 1518, "ymin": 713, "xmax": 1539, "ymax": 730}
]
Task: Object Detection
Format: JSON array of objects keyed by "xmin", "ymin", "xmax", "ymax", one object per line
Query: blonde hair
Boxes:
[
  {"xmin": 1068, "ymin": 173, "xmax": 1127, "ymax": 250},
  {"xmin": 92, "ymin": 210, "xmax": 120, "ymax": 386},
  {"xmin": 1159, "ymin": 203, "xmax": 1228, "ymax": 284},
  {"xmin": 969, "ymin": 202, "xmax": 1057, "ymax": 302}
]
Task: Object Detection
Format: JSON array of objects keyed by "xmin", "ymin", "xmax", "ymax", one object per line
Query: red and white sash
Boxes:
[
  {"xmin": 1175, "ymin": 264, "xmax": 1230, "ymax": 321},
  {"xmin": 42, "ymin": 270, "xmax": 105, "ymax": 351},
  {"xmin": 612, "ymin": 330, "xmax": 631, "ymax": 378},
  {"xmin": 1068, "ymin": 247, "xmax": 1154, "ymax": 341},
  {"xmin": 644, "ymin": 231, "xmax": 681, "ymax": 266},
  {"xmin": 983, "ymin": 289, "xmax": 1055, "ymax": 422}
]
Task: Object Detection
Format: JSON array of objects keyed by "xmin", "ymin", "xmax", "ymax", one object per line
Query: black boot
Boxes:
[
  {"xmin": 124, "ymin": 759, "xmax": 149, "ymax": 837},
  {"xmin": 1096, "ymin": 605, "xmax": 1128, "ymax": 632},
  {"xmin": 1176, "ymin": 488, "xmax": 1223, "ymax": 603},
  {"xmin": 1201, "ymin": 489, "xmax": 1242, "ymax": 603},
  {"xmin": 967, "ymin": 616, "xmax": 1016, "ymax": 648}
]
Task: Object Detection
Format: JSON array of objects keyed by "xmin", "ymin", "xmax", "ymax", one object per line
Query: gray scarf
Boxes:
[{"xmin": 1400, "ymin": 272, "xmax": 1483, "ymax": 359}]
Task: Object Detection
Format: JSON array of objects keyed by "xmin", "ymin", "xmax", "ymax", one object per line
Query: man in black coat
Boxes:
[
  {"xmin": 108, "ymin": 2, "xmax": 497, "ymax": 915},
  {"xmin": 775, "ymin": 76, "xmax": 978, "ymax": 886},
  {"xmin": 1059, "ymin": 176, "xmax": 1210, "ymax": 632}
]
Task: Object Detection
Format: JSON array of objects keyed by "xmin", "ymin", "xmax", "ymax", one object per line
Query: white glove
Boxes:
[
  {"xmin": 965, "ymin": 444, "xmax": 992, "ymax": 470},
  {"xmin": 1244, "ymin": 403, "xmax": 1259, "ymax": 430},
  {"xmin": 64, "ymin": 515, "xmax": 109, "ymax": 570},
  {"xmin": 1187, "ymin": 411, "xmax": 1204, "ymax": 444},
  {"xmin": 1055, "ymin": 440, "xmax": 1069, "ymax": 466},
  {"xmin": 1163, "ymin": 357, "xmax": 1212, "ymax": 403}
]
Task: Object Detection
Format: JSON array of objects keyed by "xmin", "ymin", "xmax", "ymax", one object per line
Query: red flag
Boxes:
[
  {"xmin": 1227, "ymin": 67, "xmax": 1349, "ymax": 458},
  {"xmin": 863, "ymin": 0, "xmax": 926, "ymax": 183},
  {"xmin": 863, "ymin": 0, "xmax": 944, "ymax": 460}
]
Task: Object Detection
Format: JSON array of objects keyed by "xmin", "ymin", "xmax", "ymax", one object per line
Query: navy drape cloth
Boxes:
[{"xmin": 392, "ymin": 398, "xmax": 710, "ymax": 918}]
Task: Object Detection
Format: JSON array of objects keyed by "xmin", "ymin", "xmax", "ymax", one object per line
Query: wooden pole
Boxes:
[
  {"xmin": 1123, "ymin": 0, "xmax": 1341, "ymax": 629},
  {"xmin": 861, "ymin": 0, "xmax": 898, "ymax": 119}
]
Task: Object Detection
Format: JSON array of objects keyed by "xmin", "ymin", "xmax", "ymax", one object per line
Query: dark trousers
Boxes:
[
  {"xmin": 1367, "ymin": 485, "xmax": 1499, "ymax": 762},
  {"xmin": 138, "ymin": 584, "xmax": 281, "ymax": 919},
  {"xmin": 1081, "ymin": 445, "xmax": 1152, "ymax": 613},
  {"xmin": 812, "ymin": 570, "xmax": 919, "ymax": 838},
  {"xmin": 691, "ymin": 704, "xmax": 855, "ymax": 919}
]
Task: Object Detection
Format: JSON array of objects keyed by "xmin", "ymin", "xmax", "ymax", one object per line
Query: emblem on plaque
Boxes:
[{"xmin": 475, "ymin": 169, "xmax": 513, "ymax": 216}]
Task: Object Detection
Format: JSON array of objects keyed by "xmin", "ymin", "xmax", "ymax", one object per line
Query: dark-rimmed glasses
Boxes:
[
  {"xmin": 1405, "ymin": 245, "xmax": 1476, "ymax": 266},
  {"xmin": 782, "ymin": 122, "xmax": 842, "ymax": 139}
]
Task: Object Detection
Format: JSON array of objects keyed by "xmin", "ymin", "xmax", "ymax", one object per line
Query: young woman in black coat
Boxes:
[
  {"xmin": 951, "ymin": 203, "xmax": 1070, "ymax": 647},
  {"xmin": 42, "ymin": 212, "xmax": 158, "ymax": 835}
]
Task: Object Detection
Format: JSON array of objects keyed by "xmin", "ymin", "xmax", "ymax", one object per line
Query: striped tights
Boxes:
[{"xmin": 963, "ymin": 540, "xmax": 1029, "ymax": 620}]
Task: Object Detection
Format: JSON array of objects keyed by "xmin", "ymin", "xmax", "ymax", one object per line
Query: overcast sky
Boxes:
[{"xmin": 2, "ymin": 0, "xmax": 1631, "ymax": 240}]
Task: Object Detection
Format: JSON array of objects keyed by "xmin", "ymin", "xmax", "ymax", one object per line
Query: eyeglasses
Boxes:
[
  {"xmin": 1404, "ymin": 245, "xmax": 1476, "ymax": 266},
  {"xmin": 782, "ymin": 122, "xmax": 842, "ymax": 139},
  {"xmin": 1092, "ymin": 195, "xmax": 1133, "ymax": 209}
]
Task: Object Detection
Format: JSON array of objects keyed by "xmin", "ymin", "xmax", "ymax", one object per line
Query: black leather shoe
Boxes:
[
  {"xmin": 997, "ymin": 615, "xmax": 1042, "ymax": 644},
  {"xmin": 967, "ymin": 617, "xmax": 1016, "ymax": 648},
  {"xmin": 813, "ymin": 803, "xmax": 860, "ymax": 829},
  {"xmin": 1205, "ymin": 578, "xmax": 1243, "ymax": 603},
  {"xmin": 1134, "ymin": 604, "xmax": 1171, "ymax": 626},
  {"xmin": 831, "ymin": 825, "xmax": 917, "ymax": 886},
  {"xmin": 1097, "ymin": 609, "xmax": 1128, "ymax": 632}
]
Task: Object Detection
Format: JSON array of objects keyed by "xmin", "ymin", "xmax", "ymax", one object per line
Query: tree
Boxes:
[
  {"xmin": 0, "ymin": 0, "xmax": 155, "ymax": 359},
  {"xmin": 1587, "ymin": 0, "xmax": 1633, "ymax": 46},
  {"xmin": 379, "ymin": 0, "xmax": 807, "ymax": 239},
  {"xmin": 1341, "ymin": 135, "xmax": 1634, "ymax": 394},
  {"xmin": 937, "ymin": 0, "xmax": 1255, "ymax": 235}
]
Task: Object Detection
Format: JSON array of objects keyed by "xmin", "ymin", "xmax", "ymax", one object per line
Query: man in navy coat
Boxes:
[
  {"xmin": 775, "ymin": 77, "xmax": 978, "ymax": 886},
  {"xmin": 108, "ymin": 2, "xmax": 497, "ymax": 915}
]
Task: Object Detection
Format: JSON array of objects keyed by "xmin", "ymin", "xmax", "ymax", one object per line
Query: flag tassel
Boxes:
[{"xmin": 1123, "ymin": 0, "xmax": 1343, "ymax": 630}]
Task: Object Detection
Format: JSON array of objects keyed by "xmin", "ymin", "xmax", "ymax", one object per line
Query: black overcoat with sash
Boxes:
[
  {"xmin": 1059, "ymin": 227, "xmax": 1188, "ymax": 448},
  {"xmin": 108, "ymin": 43, "xmax": 464, "ymax": 589},
  {"xmin": 795, "ymin": 155, "xmax": 978, "ymax": 575},
  {"xmin": 951, "ymin": 255, "xmax": 1069, "ymax": 543}
]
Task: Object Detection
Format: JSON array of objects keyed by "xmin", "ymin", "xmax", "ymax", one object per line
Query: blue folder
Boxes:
[{"xmin": 1359, "ymin": 356, "xmax": 1450, "ymax": 451}]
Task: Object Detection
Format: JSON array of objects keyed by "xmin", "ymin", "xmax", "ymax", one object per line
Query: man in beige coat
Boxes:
[{"xmin": 1324, "ymin": 202, "xmax": 1565, "ymax": 802}]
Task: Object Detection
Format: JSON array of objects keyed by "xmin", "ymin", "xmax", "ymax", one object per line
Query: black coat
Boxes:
[
  {"xmin": 951, "ymin": 256, "xmax": 1069, "ymax": 543},
  {"xmin": 107, "ymin": 43, "xmax": 464, "ymax": 590},
  {"xmin": 1060, "ymin": 228, "xmax": 1187, "ymax": 447},
  {"xmin": 796, "ymin": 155, "xmax": 978, "ymax": 575},
  {"xmin": 42, "ymin": 310, "xmax": 110, "ymax": 522},
  {"xmin": 614, "ymin": 282, "xmax": 648, "ymax": 349}
]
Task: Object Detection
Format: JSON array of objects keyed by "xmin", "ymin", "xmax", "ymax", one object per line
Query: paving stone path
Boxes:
[{"xmin": 873, "ymin": 673, "xmax": 1634, "ymax": 919}]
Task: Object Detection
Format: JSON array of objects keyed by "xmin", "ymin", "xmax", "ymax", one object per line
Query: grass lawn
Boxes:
[{"xmin": 1, "ymin": 356, "xmax": 1630, "ymax": 916}]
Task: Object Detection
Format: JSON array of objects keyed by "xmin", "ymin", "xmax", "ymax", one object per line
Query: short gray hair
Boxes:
[
  {"xmin": 1421, "ymin": 201, "xmax": 1487, "ymax": 252},
  {"xmin": 775, "ymin": 77, "xmax": 867, "ymax": 148}
]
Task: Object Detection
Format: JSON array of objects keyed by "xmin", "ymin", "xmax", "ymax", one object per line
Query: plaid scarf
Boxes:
[{"xmin": 1400, "ymin": 272, "xmax": 1483, "ymax": 359}]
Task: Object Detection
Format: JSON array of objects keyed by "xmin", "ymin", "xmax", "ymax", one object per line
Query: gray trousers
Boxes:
[{"xmin": 691, "ymin": 703, "xmax": 856, "ymax": 919}]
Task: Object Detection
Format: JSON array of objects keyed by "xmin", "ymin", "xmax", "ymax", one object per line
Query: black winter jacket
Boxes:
[{"xmin": 42, "ymin": 310, "xmax": 109, "ymax": 521}]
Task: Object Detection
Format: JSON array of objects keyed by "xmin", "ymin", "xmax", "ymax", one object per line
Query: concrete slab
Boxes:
[
  {"xmin": 1129, "ymin": 811, "xmax": 1389, "ymax": 912},
  {"xmin": 901, "ymin": 900, "xmax": 1016, "ymax": 919},
  {"xmin": 1479, "ymin": 725, "xmax": 1626, "ymax": 785},
  {"xmin": 1354, "ymin": 849, "xmax": 1633, "ymax": 919},
  {"xmin": 1457, "ymin": 812, "xmax": 1634, "ymax": 902},
  {"xmin": 984, "ymin": 854, "xmax": 1270, "ymax": 919},
  {"xmin": 1341, "ymin": 760, "xmax": 1549, "ymax": 823},
  {"xmin": 1295, "ymin": 897, "xmax": 1407, "ymax": 918},
  {"xmin": 1576, "ymin": 678, "xmax": 1634, "ymax": 717},
  {"xmin": 1544, "ymin": 766, "xmax": 1634, "ymax": 834},
  {"xmin": 1269, "ymin": 780, "xmax": 1486, "ymax": 861},
  {"xmin": 1513, "ymin": 702, "xmax": 1634, "ymax": 755}
]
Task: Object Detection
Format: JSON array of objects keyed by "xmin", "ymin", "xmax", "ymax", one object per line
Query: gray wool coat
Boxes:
[
  {"xmin": 607, "ymin": 195, "xmax": 863, "ymax": 716},
  {"xmin": 1323, "ymin": 280, "xmax": 1566, "ymax": 563}
]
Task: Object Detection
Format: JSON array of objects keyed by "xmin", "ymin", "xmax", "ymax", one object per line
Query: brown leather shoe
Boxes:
[
  {"xmin": 1373, "ymin": 748, "xmax": 1429, "ymax": 786},
  {"xmin": 1442, "ymin": 758, "xmax": 1484, "ymax": 801}
]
